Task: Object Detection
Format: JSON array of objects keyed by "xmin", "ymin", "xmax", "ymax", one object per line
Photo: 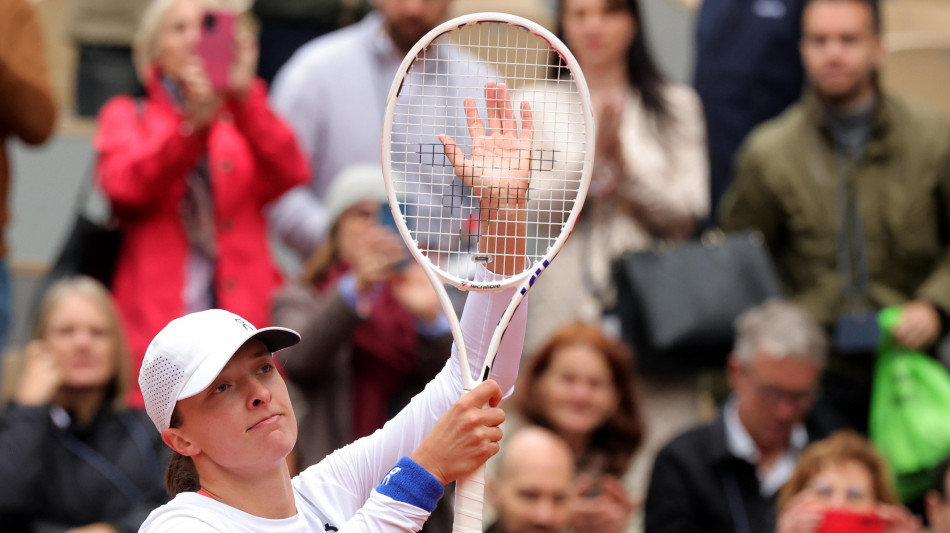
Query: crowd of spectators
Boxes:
[{"xmin": 1, "ymin": 0, "xmax": 949, "ymax": 531}]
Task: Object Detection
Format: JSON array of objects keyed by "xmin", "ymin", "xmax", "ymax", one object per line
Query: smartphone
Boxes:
[
  {"xmin": 378, "ymin": 203, "xmax": 400, "ymax": 231},
  {"xmin": 816, "ymin": 510, "xmax": 885, "ymax": 533},
  {"xmin": 198, "ymin": 10, "xmax": 236, "ymax": 92},
  {"xmin": 378, "ymin": 203, "xmax": 410, "ymax": 271}
]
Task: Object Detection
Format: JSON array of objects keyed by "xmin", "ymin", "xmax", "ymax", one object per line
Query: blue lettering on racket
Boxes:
[{"xmin": 521, "ymin": 260, "xmax": 553, "ymax": 294}]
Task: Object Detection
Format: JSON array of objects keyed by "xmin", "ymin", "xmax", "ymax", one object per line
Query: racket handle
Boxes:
[{"xmin": 453, "ymin": 463, "xmax": 486, "ymax": 533}]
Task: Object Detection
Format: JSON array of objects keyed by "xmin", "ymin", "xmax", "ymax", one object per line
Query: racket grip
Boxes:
[{"xmin": 453, "ymin": 463, "xmax": 486, "ymax": 533}]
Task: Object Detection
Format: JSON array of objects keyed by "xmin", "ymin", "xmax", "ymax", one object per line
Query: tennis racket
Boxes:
[{"xmin": 381, "ymin": 12, "xmax": 594, "ymax": 533}]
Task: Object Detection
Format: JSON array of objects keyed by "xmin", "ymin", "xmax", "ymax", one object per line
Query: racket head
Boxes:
[{"xmin": 381, "ymin": 12, "xmax": 595, "ymax": 292}]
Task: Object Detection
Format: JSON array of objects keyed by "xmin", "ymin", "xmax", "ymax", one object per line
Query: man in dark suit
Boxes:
[{"xmin": 644, "ymin": 300, "xmax": 827, "ymax": 533}]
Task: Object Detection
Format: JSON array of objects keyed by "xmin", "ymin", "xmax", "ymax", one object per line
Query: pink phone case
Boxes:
[{"xmin": 198, "ymin": 10, "xmax": 236, "ymax": 91}]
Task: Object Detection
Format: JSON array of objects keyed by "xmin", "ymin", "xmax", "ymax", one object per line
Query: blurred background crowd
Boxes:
[{"xmin": 1, "ymin": 0, "xmax": 949, "ymax": 531}]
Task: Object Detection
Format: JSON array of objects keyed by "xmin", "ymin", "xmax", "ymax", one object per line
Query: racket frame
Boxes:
[{"xmin": 380, "ymin": 12, "xmax": 595, "ymax": 533}]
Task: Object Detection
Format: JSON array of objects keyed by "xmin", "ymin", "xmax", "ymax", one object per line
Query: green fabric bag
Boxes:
[{"xmin": 869, "ymin": 306, "xmax": 950, "ymax": 502}]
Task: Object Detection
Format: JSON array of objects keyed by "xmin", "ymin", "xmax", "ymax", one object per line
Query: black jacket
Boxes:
[
  {"xmin": 644, "ymin": 412, "xmax": 782, "ymax": 533},
  {"xmin": 0, "ymin": 403, "xmax": 169, "ymax": 533}
]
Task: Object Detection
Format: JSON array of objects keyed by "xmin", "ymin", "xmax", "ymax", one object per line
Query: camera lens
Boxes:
[{"xmin": 203, "ymin": 14, "xmax": 216, "ymax": 30}]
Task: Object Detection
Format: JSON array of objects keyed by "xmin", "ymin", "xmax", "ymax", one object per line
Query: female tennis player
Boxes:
[{"xmin": 136, "ymin": 82, "xmax": 532, "ymax": 532}]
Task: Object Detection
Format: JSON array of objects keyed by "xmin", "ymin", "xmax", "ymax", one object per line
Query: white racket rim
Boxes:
[{"xmin": 380, "ymin": 11, "xmax": 596, "ymax": 292}]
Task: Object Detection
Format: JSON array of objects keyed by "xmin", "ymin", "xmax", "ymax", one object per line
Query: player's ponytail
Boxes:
[
  {"xmin": 164, "ymin": 408, "xmax": 200, "ymax": 495},
  {"xmin": 166, "ymin": 451, "xmax": 200, "ymax": 495}
]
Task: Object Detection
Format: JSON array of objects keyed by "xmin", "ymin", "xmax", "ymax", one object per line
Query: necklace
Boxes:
[{"xmin": 197, "ymin": 486, "xmax": 225, "ymax": 503}]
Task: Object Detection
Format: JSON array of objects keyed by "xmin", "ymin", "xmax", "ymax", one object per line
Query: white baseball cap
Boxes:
[{"xmin": 139, "ymin": 309, "xmax": 301, "ymax": 432}]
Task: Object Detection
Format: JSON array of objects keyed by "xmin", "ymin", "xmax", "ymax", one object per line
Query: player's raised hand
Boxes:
[{"xmin": 439, "ymin": 82, "xmax": 533, "ymax": 212}]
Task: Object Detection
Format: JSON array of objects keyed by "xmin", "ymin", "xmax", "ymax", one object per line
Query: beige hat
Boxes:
[{"xmin": 325, "ymin": 163, "xmax": 389, "ymax": 226}]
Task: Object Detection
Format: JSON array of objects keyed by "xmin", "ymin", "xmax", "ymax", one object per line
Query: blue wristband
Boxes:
[{"xmin": 375, "ymin": 457, "xmax": 444, "ymax": 512}]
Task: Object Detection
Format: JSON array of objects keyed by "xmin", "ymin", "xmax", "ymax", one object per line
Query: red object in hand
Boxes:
[{"xmin": 816, "ymin": 510, "xmax": 885, "ymax": 533}]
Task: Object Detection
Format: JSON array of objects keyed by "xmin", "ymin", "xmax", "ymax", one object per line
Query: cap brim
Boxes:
[
  {"xmin": 176, "ymin": 326, "xmax": 301, "ymax": 402},
  {"xmin": 251, "ymin": 327, "xmax": 301, "ymax": 354}
]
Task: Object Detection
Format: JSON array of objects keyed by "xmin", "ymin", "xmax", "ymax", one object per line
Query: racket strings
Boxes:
[{"xmin": 390, "ymin": 21, "xmax": 589, "ymax": 283}]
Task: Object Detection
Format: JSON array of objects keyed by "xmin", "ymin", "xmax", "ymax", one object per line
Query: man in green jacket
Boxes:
[{"xmin": 720, "ymin": 0, "xmax": 950, "ymax": 437}]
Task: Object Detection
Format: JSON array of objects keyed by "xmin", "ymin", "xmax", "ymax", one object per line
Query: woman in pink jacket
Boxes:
[{"xmin": 94, "ymin": 0, "xmax": 309, "ymax": 407}]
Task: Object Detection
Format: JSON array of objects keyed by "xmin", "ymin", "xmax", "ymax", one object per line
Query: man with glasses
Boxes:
[{"xmin": 644, "ymin": 300, "xmax": 827, "ymax": 533}]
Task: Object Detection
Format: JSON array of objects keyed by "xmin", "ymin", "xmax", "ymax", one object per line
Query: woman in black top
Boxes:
[{"xmin": 0, "ymin": 276, "xmax": 168, "ymax": 532}]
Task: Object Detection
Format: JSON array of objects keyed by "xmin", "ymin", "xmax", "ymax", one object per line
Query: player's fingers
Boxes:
[
  {"xmin": 482, "ymin": 425, "xmax": 503, "ymax": 444},
  {"xmin": 484, "ymin": 379, "xmax": 505, "ymax": 407},
  {"xmin": 439, "ymin": 134, "xmax": 474, "ymax": 184},
  {"xmin": 463, "ymin": 97, "xmax": 486, "ymax": 139},
  {"xmin": 519, "ymin": 101, "xmax": 533, "ymax": 144},
  {"xmin": 465, "ymin": 379, "xmax": 503, "ymax": 408},
  {"xmin": 481, "ymin": 405, "xmax": 506, "ymax": 428},
  {"xmin": 485, "ymin": 82, "xmax": 502, "ymax": 136},
  {"xmin": 498, "ymin": 83, "xmax": 516, "ymax": 135},
  {"xmin": 485, "ymin": 440, "xmax": 501, "ymax": 459}
]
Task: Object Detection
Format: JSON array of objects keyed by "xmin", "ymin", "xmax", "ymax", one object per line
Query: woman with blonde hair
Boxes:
[
  {"xmin": 0, "ymin": 276, "xmax": 168, "ymax": 532},
  {"xmin": 776, "ymin": 430, "xmax": 920, "ymax": 533},
  {"xmin": 96, "ymin": 0, "xmax": 309, "ymax": 407}
]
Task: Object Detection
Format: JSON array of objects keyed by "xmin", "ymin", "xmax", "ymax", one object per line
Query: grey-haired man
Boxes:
[{"xmin": 644, "ymin": 300, "xmax": 828, "ymax": 533}]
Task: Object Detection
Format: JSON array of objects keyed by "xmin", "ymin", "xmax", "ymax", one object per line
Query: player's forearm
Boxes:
[
  {"xmin": 478, "ymin": 207, "xmax": 527, "ymax": 276},
  {"xmin": 451, "ymin": 270, "xmax": 526, "ymax": 395}
]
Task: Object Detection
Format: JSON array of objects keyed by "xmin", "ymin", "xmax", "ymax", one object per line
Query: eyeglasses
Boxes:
[{"xmin": 743, "ymin": 369, "xmax": 816, "ymax": 409}]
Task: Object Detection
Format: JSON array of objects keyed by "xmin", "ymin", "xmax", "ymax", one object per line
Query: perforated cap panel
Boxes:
[{"xmin": 140, "ymin": 351, "xmax": 186, "ymax": 432}]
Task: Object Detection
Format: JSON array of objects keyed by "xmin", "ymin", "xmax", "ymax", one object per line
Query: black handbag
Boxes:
[{"xmin": 612, "ymin": 230, "xmax": 781, "ymax": 375}]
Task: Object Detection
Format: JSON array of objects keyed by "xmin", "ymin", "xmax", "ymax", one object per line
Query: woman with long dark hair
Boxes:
[{"xmin": 523, "ymin": 0, "xmax": 708, "ymax": 353}]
